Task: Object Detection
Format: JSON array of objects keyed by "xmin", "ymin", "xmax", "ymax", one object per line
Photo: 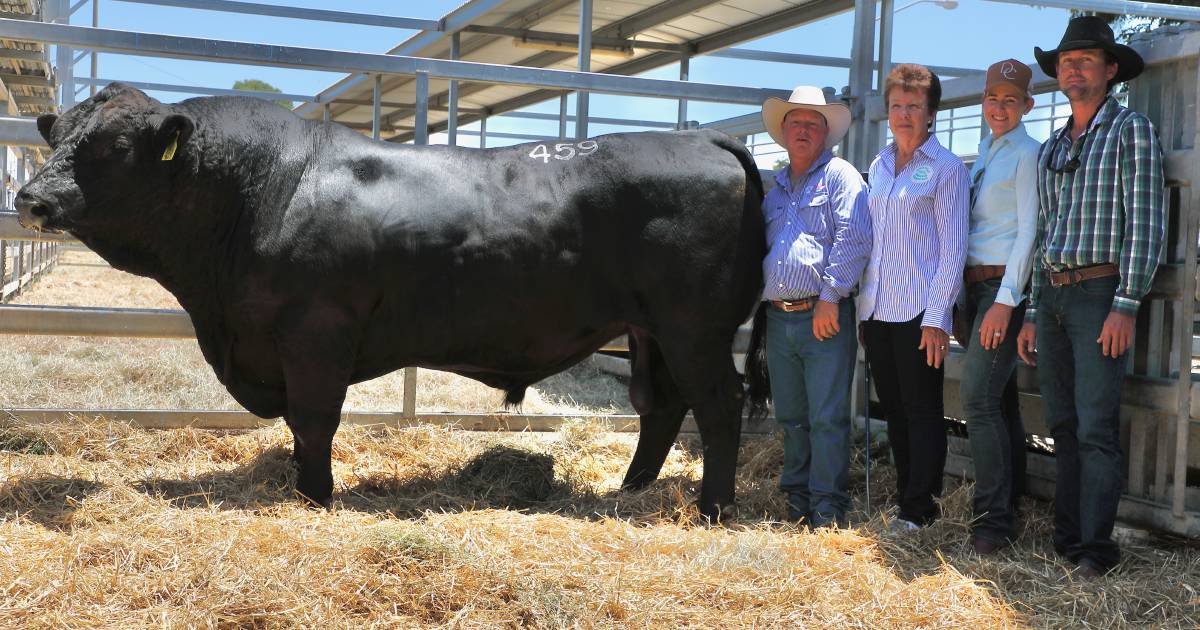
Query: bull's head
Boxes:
[{"xmin": 15, "ymin": 83, "xmax": 194, "ymax": 238}]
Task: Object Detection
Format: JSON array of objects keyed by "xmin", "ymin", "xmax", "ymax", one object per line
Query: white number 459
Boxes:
[{"xmin": 528, "ymin": 140, "xmax": 598, "ymax": 163}]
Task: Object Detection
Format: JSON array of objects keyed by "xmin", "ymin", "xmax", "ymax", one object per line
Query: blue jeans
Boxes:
[
  {"xmin": 1035, "ymin": 274, "xmax": 1126, "ymax": 571},
  {"xmin": 766, "ymin": 299, "xmax": 857, "ymax": 525},
  {"xmin": 959, "ymin": 278, "xmax": 1027, "ymax": 544}
]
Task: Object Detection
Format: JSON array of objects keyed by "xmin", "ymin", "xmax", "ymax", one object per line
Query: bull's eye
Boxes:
[{"xmin": 110, "ymin": 137, "xmax": 131, "ymax": 154}]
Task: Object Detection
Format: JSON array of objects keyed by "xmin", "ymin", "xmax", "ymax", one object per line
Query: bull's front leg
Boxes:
[
  {"xmin": 276, "ymin": 326, "xmax": 355, "ymax": 508},
  {"xmin": 286, "ymin": 407, "xmax": 342, "ymax": 508}
]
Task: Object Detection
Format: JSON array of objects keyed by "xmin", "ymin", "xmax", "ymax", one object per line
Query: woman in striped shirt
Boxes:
[{"xmin": 858, "ymin": 64, "xmax": 970, "ymax": 530}]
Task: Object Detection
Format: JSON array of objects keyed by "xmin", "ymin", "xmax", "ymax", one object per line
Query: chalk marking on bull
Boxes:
[
  {"xmin": 162, "ymin": 131, "xmax": 179, "ymax": 161},
  {"xmin": 528, "ymin": 140, "xmax": 598, "ymax": 164}
]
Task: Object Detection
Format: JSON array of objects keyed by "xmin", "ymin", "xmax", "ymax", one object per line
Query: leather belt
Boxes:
[
  {"xmin": 964, "ymin": 264, "xmax": 1006, "ymax": 285},
  {"xmin": 1047, "ymin": 263, "xmax": 1119, "ymax": 288},
  {"xmin": 770, "ymin": 296, "xmax": 820, "ymax": 313}
]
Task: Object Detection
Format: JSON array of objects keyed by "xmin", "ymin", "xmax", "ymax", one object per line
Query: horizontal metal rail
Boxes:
[
  {"xmin": 112, "ymin": 0, "xmax": 441, "ymax": 30},
  {"xmin": 0, "ymin": 117, "xmax": 50, "ymax": 148},
  {"xmin": 0, "ymin": 212, "xmax": 77, "ymax": 241},
  {"xmin": 73, "ymin": 76, "xmax": 315, "ymax": 102},
  {"xmin": 0, "ymin": 19, "xmax": 791, "ymax": 106},
  {"xmin": 0, "ymin": 304, "xmax": 194, "ymax": 338},
  {"xmin": 0, "ymin": 408, "xmax": 776, "ymax": 435},
  {"xmin": 708, "ymin": 48, "xmax": 983, "ymax": 77},
  {"xmin": 0, "ymin": 300, "xmax": 753, "ymax": 353},
  {"xmin": 984, "ymin": 0, "xmax": 1200, "ymax": 21}
]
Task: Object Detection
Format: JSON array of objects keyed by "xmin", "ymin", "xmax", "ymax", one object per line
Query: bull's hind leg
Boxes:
[
  {"xmin": 656, "ymin": 337, "xmax": 745, "ymax": 522},
  {"xmin": 622, "ymin": 329, "xmax": 689, "ymax": 491}
]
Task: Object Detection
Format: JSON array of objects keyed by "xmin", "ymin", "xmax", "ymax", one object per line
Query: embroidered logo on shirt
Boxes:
[{"xmin": 911, "ymin": 165, "xmax": 933, "ymax": 183}]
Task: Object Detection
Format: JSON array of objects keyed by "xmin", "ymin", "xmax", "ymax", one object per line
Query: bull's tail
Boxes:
[
  {"xmin": 708, "ymin": 130, "xmax": 764, "ymax": 205},
  {"xmin": 743, "ymin": 302, "xmax": 770, "ymax": 423}
]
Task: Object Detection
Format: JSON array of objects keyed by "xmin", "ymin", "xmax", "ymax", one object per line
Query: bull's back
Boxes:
[{"xmin": 298, "ymin": 130, "xmax": 764, "ymax": 372}]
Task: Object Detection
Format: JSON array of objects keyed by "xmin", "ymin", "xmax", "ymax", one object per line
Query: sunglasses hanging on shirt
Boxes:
[{"xmin": 1046, "ymin": 130, "xmax": 1084, "ymax": 174}]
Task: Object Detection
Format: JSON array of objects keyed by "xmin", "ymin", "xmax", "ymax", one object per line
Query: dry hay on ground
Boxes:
[
  {"xmin": 0, "ymin": 250, "xmax": 1197, "ymax": 627},
  {"xmin": 0, "ymin": 418, "xmax": 1196, "ymax": 628}
]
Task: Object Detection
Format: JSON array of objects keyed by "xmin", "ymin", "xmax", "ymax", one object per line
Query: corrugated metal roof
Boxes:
[
  {"xmin": 0, "ymin": 0, "xmax": 54, "ymax": 117},
  {"xmin": 299, "ymin": 0, "xmax": 852, "ymax": 141}
]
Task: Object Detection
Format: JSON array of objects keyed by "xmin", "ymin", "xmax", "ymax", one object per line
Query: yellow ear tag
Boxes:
[{"xmin": 161, "ymin": 131, "xmax": 179, "ymax": 161}]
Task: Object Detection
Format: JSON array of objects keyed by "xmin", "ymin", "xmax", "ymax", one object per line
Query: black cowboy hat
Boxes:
[{"xmin": 1034, "ymin": 15, "xmax": 1144, "ymax": 83}]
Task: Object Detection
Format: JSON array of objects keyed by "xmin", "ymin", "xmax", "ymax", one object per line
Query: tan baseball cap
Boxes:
[{"xmin": 984, "ymin": 59, "xmax": 1032, "ymax": 96}]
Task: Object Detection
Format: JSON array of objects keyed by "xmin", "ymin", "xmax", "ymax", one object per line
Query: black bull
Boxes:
[{"xmin": 15, "ymin": 83, "xmax": 771, "ymax": 520}]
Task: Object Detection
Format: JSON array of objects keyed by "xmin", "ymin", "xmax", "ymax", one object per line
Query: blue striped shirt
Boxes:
[
  {"xmin": 857, "ymin": 135, "xmax": 970, "ymax": 333},
  {"xmin": 762, "ymin": 150, "xmax": 872, "ymax": 303}
]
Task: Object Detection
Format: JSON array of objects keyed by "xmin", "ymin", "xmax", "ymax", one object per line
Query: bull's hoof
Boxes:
[
  {"xmin": 698, "ymin": 501, "xmax": 737, "ymax": 524},
  {"xmin": 620, "ymin": 477, "xmax": 652, "ymax": 492},
  {"xmin": 295, "ymin": 489, "xmax": 332, "ymax": 510}
]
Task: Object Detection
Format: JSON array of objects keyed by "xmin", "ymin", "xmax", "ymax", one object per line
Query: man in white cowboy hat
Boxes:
[
  {"xmin": 760, "ymin": 85, "xmax": 871, "ymax": 527},
  {"xmin": 1016, "ymin": 15, "xmax": 1165, "ymax": 579}
]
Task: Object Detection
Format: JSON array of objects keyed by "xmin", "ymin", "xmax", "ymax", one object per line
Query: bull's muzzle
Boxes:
[{"xmin": 13, "ymin": 190, "xmax": 55, "ymax": 232}]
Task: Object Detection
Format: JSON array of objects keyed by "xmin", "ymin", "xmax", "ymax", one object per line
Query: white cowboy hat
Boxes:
[{"xmin": 761, "ymin": 86, "xmax": 851, "ymax": 150}]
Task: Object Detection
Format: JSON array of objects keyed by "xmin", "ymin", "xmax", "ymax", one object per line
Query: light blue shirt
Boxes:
[
  {"xmin": 967, "ymin": 123, "xmax": 1040, "ymax": 307},
  {"xmin": 761, "ymin": 150, "xmax": 872, "ymax": 303},
  {"xmin": 858, "ymin": 135, "xmax": 970, "ymax": 334}
]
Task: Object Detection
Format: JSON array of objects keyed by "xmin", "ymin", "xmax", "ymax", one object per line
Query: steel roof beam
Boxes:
[
  {"xmin": 0, "ymin": 71, "xmax": 52, "ymax": 86},
  {"xmin": 392, "ymin": 0, "xmax": 851, "ymax": 142},
  {"xmin": 294, "ymin": 0, "xmax": 516, "ymax": 117},
  {"xmin": 462, "ymin": 24, "xmax": 684, "ymax": 53},
  {"xmin": 112, "ymin": 0, "xmax": 440, "ymax": 30},
  {"xmin": 986, "ymin": 0, "xmax": 1200, "ymax": 21},
  {"xmin": 381, "ymin": 0, "xmax": 730, "ymax": 131},
  {"xmin": 0, "ymin": 48, "xmax": 48, "ymax": 63},
  {"xmin": 329, "ymin": 0, "xmax": 581, "ymax": 122},
  {"xmin": 0, "ymin": 19, "xmax": 787, "ymax": 105}
]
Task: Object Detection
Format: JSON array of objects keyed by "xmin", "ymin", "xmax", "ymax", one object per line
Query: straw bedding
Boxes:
[{"xmin": 0, "ymin": 249, "xmax": 1195, "ymax": 628}]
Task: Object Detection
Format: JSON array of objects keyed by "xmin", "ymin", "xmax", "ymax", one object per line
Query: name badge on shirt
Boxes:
[{"xmin": 911, "ymin": 165, "xmax": 933, "ymax": 183}]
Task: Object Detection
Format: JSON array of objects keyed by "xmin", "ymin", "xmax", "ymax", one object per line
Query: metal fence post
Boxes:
[
  {"xmin": 371, "ymin": 74, "xmax": 382, "ymax": 140},
  {"xmin": 575, "ymin": 0, "xmax": 592, "ymax": 140},
  {"xmin": 559, "ymin": 93, "xmax": 568, "ymax": 139},
  {"xmin": 677, "ymin": 51, "xmax": 690, "ymax": 130},
  {"xmin": 0, "ymin": 240, "xmax": 7, "ymax": 299},
  {"xmin": 447, "ymin": 32, "xmax": 460, "ymax": 147},
  {"xmin": 413, "ymin": 70, "xmax": 429, "ymax": 146}
]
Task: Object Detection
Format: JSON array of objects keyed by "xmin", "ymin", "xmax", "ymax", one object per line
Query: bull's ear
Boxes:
[
  {"xmin": 157, "ymin": 113, "xmax": 194, "ymax": 161},
  {"xmin": 36, "ymin": 114, "xmax": 58, "ymax": 146}
]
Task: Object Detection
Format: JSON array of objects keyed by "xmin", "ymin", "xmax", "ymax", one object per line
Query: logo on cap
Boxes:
[{"xmin": 1001, "ymin": 61, "xmax": 1017, "ymax": 79}]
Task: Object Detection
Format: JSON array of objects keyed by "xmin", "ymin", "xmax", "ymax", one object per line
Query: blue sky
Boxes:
[{"xmin": 63, "ymin": 0, "xmax": 1076, "ymax": 154}]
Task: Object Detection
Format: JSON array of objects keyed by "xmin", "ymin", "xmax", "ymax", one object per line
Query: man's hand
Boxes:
[
  {"xmin": 918, "ymin": 326, "xmax": 950, "ymax": 369},
  {"xmin": 1097, "ymin": 311, "xmax": 1135, "ymax": 358},
  {"xmin": 1016, "ymin": 321, "xmax": 1037, "ymax": 366},
  {"xmin": 978, "ymin": 302, "xmax": 1014, "ymax": 350},
  {"xmin": 812, "ymin": 300, "xmax": 840, "ymax": 340}
]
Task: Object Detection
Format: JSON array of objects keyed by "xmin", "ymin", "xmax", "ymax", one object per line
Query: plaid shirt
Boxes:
[{"xmin": 1028, "ymin": 96, "xmax": 1165, "ymax": 319}]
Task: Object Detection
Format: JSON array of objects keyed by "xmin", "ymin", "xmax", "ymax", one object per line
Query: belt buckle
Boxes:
[
  {"xmin": 1049, "ymin": 270, "xmax": 1066, "ymax": 288},
  {"xmin": 779, "ymin": 298, "xmax": 809, "ymax": 312}
]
